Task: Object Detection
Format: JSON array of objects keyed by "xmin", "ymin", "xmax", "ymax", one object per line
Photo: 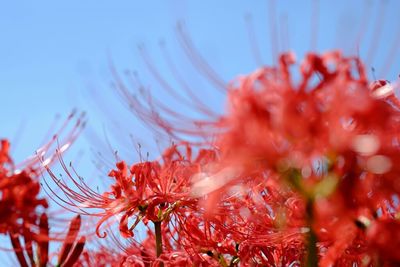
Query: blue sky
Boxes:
[
  {"xmin": 0, "ymin": 0, "xmax": 400, "ymax": 261},
  {"xmin": 1, "ymin": 0, "xmax": 400, "ymax": 163}
]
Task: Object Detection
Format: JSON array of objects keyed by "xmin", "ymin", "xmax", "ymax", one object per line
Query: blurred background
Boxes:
[{"xmin": 0, "ymin": 0, "xmax": 399, "ymax": 262}]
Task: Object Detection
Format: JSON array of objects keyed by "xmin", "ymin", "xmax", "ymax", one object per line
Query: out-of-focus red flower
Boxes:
[
  {"xmin": 0, "ymin": 111, "xmax": 85, "ymax": 266},
  {"xmin": 123, "ymin": 255, "xmax": 146, "ymax": 267},
  {"xmin": 208, "ymin": 51, "xmax": 400, "ymax": 265},
  {"xmin": 0, "ymin": 140, "xmax": 48, "ymax": 235},
  {"xmin": 8, "ymin": 213, "xmax": 86, "ymax": 267},
  {"xmin": 367, "ymin": 218, "xmax": 400, "ymax": 262}
]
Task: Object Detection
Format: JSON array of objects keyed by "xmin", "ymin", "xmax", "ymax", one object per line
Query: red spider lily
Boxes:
[{"xmin": 44, "ymin": 143, "xmax": 217, "ymax": 238}]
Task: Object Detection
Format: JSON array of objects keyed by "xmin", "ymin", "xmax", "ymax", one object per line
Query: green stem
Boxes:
[
  {"xmin": 154, "ymin": 221, "xmax": 163, "ymax": 266},
  {"xmin": 305, "ymin": 199, "xmax": 318, "ymax": 267}
]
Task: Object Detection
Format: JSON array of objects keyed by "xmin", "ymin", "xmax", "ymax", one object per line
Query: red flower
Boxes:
[
  {"xmin": 367, "ymin": 218, "xmax": 400, "ymax": 262},
  {"xmin": 0, "ymin": 140, "xmax": 48, "ymax": 235},
  {"xmin": 46, "ymin": 143, "xmax": 216, "ymax": 239}
]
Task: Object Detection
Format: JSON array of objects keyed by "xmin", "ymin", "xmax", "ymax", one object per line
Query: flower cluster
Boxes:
[
  {"xmin": 41, "ymin": 51, "xmax": 400, "ymax": 266},
  {"xmin": 2, "ymin": 15, "xmax": 400, "ymax": 267}
]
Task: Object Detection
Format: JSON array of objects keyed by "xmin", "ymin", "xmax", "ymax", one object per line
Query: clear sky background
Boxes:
[
  {"xmin": 1, "ymin": 0, "xmax": 400, "ymax": 162},
  {"xmin": 0, "ymin": 0, "xmax": 400, "ymax": 261}
]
